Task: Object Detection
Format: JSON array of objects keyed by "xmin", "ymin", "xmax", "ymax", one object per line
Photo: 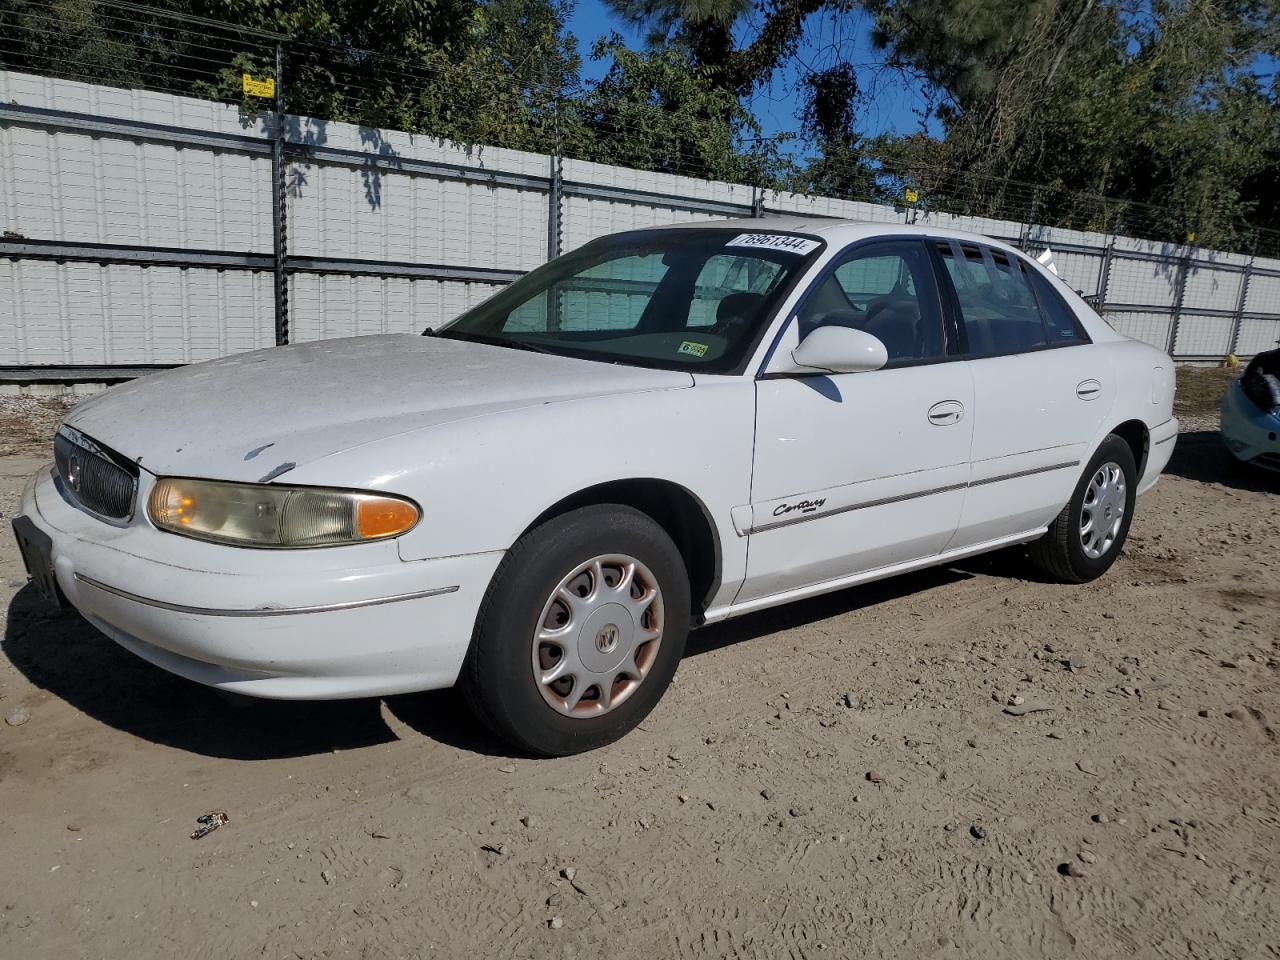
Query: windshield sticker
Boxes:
[
  {"xmin": 726, "ymin": 233, "xmax": 820, "ymax": 255},
  {"xmin": 678, "ymin": 340, "xmax": 709, "ymax": 358}
]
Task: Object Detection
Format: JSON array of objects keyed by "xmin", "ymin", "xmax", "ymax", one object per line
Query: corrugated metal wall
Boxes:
[{"xmin": 2, "ymin": 68, "xmax": 1278, "ymax": 374}]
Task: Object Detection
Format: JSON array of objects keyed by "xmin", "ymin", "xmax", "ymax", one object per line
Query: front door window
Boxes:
[{"xmin": 795, "ymin": 241, "xmax": 946, "ymax": 365}]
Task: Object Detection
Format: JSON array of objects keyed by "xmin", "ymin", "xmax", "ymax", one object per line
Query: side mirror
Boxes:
[{"xmin": 789, "ymin": 325, "xmax": 888, "ymax": 374}]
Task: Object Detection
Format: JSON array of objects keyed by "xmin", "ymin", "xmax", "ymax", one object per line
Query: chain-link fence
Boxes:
[{"xmin": 1, "ymin": 0, "xmax": 1278, "ymax": 376}]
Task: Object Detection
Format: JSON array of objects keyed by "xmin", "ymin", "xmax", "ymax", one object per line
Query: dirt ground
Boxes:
[{"xmin": 1, "ymin": 370, "xmax": 1277, "ymax": 960}]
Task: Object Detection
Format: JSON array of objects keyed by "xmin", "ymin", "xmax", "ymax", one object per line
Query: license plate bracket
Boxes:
[{"xmin": 11, "ymin": 516, "xmax": 61, "ymax": 610}]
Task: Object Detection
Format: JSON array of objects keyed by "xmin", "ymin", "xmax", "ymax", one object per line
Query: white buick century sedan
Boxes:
[{"xmin": 14, "ymin": 220, "xmax": 1178, "ymax": 754}]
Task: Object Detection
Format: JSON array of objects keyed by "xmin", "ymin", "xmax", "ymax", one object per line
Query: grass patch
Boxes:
[{"xmin": 1174, "ymin": 365, "xmax": 1235, "ymax": 421}]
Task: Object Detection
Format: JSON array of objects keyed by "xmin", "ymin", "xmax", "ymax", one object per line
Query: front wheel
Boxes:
[
  {"xmin": 1029, "ymin": 435, "xmax": 1137, "ymax": 583},
  {"xmin": 460, "ymin": 504, "xmax": 690, "ymax": 756}
]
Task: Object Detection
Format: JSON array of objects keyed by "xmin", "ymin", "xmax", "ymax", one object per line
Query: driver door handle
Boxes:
[{"xmin": 927, "ymin": 400, "xmax": 965, "ymax": 426}]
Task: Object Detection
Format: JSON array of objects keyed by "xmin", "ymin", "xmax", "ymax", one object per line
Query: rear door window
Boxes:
[{"xmin": 937, "ymin": 242, "xmax": 1048, "ymax": 356}]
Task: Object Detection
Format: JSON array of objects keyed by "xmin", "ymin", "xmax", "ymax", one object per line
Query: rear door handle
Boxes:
[
  {"xmin": 1076, "ymin": 379, "xmax": 1102, "ymax": 400},
  {"xmin": 927, "ymin": 400, "xmax": 964, "ymax": 426}
]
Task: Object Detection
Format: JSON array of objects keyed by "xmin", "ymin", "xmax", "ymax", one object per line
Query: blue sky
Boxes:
[
  {"xmin": 565, "ymin": 3, "xmax": 1279, "ymax": 145},
  {"xmin": 565, "ymin": 0, "xmax": 943, "ymax": 142}
]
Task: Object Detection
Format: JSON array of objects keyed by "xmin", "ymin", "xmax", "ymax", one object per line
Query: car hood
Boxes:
[{"xmin": 64, "ymin": 335, "xmax": 693, "ymax": 482}]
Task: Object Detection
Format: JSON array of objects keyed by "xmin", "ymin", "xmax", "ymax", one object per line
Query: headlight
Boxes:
[{"xmin": 147, "ymin": 478, "xmax": 420, "ymax": 548}]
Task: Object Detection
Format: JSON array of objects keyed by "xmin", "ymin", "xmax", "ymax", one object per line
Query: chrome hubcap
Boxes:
[
  {"xmin": 531, "ymin": 554, "xmax": 664, "ymax": 717},
  {"xmin": 1080, "ymin": 461, "xmax": 1126, "ymax": 559}
]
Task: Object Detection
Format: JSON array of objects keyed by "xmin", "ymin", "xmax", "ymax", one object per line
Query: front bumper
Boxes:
[
  {"xmin": 1221, "ymin": 382, "xmax": 1280, "ymax": 472},
  {"xmin": 17, "ymin": 465, "xmax": 503, "ymax": 699}
]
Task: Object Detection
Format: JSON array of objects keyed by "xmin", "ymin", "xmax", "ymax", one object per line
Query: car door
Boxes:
[
  {"xmin": 738, "ymin": 239, "xmax": 975, "ymax": 604},
  {"xmin": 933, "ymin": 240, "xmax": 1115, "ymax": 549}
]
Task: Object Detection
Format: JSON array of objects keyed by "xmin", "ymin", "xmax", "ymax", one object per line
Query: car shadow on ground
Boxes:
[
  {"xmin": 1164, "ymin": 430, "xmax": 1280, "ymax": 493},
  {"xmin": 687, "ymin": 566, "xmax": 974, "ymax": 658},
  {"xmin": 1, "ymin": 584, "xmax": 542, "ymax": 760},
  {"xmin": 2, "ymin": 585, "xmax": 402, "ymax": 759},
  {"xmin": 686, "ymin": 542, "xmax": 1074, "ymax": 660}
]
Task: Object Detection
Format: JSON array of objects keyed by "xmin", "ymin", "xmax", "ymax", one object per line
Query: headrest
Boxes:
[{"xmin": 717, "ymin": 292, "xmax": 765, "ymax": 325}]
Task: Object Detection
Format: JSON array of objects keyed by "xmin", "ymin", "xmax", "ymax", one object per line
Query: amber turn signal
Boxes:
[{"xmin": 357, "ymin": 497, "xmax": 420, "ymax": 539}]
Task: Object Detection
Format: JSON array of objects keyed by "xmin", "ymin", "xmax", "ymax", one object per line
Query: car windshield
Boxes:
[{"xmin": 438, "ymin": 228, "xmax": 824, "ymax": 373}]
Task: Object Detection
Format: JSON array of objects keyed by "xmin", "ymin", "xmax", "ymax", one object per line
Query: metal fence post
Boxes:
[
  {"xmin": 1229, "ymin": 255, "xmax": 1254, "ymax": 356},
  {"xmin": 547, "ymin": 148, "xmax": 563, "ymax": 331},
  {"xmin": 547, "ymin": 150, "xmax": 562, "ymax": 262},
  {"xmin": 1018, "ymin": 187, "xmax": 1042, "ymax": 250},
  {"xmin": 545, "ymin": 85, "xmax": 563, "ymax": 263},
  {"xmin": 749, "ymin": 139, "xmax": 767, "ymax": 218},
  {"xmin": 1096, "ymin": 238, "xmax": 1115, "ymax": 312},
  {"xmin": 545, "ymin": 93, "xmax": 564, "ymax": 331},
  {"xmin": 271, "ymin": 41, "xmax": 289, "ymax": 346},
  {"xmin": 1167, "ymin": 251, "xmax": 1191, "ymax": 356}
]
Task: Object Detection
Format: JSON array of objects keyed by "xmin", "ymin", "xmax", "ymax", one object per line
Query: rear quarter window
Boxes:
[{"xmin": 1026, "ymin": 266, "xmax": 1090, "ymax": 345}]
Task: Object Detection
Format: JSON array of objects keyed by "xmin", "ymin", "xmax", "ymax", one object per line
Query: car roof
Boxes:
[{"xmin": 658, "ymin": 217, "xmax": 1024, "ymax": 257}]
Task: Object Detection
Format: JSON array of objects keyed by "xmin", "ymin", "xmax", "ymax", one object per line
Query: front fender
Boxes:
[{"xmin": 285, "ymin": 379, "xmax": 757, "ymax": 582}]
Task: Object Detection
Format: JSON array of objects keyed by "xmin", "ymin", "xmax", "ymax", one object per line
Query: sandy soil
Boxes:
[{"xmin": 1, "ymin": 381, "xmax": 1278, "ymax": 959}]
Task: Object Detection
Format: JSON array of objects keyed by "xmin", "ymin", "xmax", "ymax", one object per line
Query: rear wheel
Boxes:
[
  {"xmin": 460, "ymin": 505, "xmax": 690, "ymax": 756},
  {"xmin": 1029, "ymin": 435, "xmax": 1137, "ymax": 583}
]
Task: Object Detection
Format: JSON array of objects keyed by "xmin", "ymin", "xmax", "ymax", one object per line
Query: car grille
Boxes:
[
  {"xmin": 53, "ymin": 427, "xmax": 139, "ymax": 521},
  {"xmin": 1253, "ymin": 452, "xmax": 1280, "ymax": 473}
]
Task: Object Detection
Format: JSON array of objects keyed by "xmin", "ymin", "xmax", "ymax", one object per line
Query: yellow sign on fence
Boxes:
[
  {"xmin": 904, "ymin": 188, "xmax": 919, "ymax": 204},
  {"xmin": 242, "ymin": 73, "xmax": 276, "ymax": 98}
]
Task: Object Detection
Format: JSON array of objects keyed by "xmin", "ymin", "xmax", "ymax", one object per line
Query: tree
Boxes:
[
  {"xmin": 795, "ymin": 62, "xmax": 876, "ymax": 200},
  {"xmin": 604, "ymin": 0, "xmax": 832, "ymax": 95},
  {"xmin": 0, "ymin": 0, "xmax": 582, "ymax": 153},
  {"xmin": 193, "ymin": 0, "xmax": 580, "ymax": 149},
  {"xmin": 564, "ymin": 36, "xmax": 775, "ymax": 182},
  {"xmin": 861, "ymin": 0, "xmax": 1280, "ymax": 244}
]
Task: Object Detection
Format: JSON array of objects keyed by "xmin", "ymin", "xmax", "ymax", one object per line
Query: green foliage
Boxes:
[
  {"xmin": 198, "ymin": 0, "xmax": 578, "ymax": 150},
  {"xmin": 560, "ymin": 37, "xmax": 771, "ymax": 181},
  {"xmin": 1, "ymin": 0, "xmax": 140, "ymax": 87},
  {"xmin": 0, "ymin": 0, "xmax": 264, "ymax": 95},
  {"xmin": 602, "ymin": 0, "xmax": 826, "ymax": 95},
  {"xmin": 862, "ymin": 0, "xmax": 1280, "ymax": 247}
]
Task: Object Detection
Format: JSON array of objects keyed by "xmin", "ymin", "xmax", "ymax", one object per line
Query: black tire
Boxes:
[
  {"xmin": 1029, "ymin": 434, "xmax": 1137, "ymax": 584},
  {"xmin": 460, "ymin": 504, "xmax": 691, "ymax": 756}
]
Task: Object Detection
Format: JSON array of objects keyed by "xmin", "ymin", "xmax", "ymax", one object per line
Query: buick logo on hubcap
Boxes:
[
  {"xmin": 595, "ymin": 624, "xmax": 619, "ymax": 654},
  {"xmin": 66, "ymin": 454, "xmax": 82, "ymax": 492}
]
